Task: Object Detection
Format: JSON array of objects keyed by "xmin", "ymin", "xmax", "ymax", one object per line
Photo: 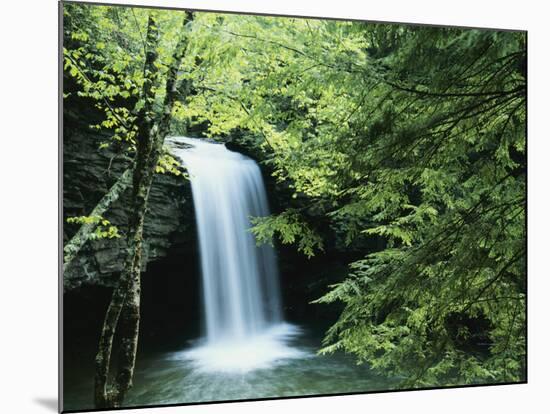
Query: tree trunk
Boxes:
[
  {"xmin": 93, "ymin": 12, "xmax": 194, "ymax": 408},
  {"xmin": 94, "ymin": 12, "xmax": 161, "ymax": 408}
]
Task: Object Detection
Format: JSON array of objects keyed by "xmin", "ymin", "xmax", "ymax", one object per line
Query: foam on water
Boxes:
[{"xmin": 177, "ymin": 323, "xmax": 307, "ymax": 373}]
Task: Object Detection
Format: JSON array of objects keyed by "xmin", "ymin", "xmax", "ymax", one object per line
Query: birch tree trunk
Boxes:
[{"xmin": 93, "ymin": 12, "xmax": 194, "ymax": 408}]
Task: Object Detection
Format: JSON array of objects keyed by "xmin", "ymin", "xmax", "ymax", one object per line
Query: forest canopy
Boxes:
[{"xmin": 63, "ymin": 1, "xmax": 526, "ymax": 402}]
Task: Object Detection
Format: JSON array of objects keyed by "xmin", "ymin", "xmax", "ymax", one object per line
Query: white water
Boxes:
[{"xmin": 168, "ymin": 137, "xmax": 305, "ymax": 372}]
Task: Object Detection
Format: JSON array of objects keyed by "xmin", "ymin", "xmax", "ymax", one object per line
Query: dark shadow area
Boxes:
[{"xmin": 33, "ymin": 397, "xmax": 58, "ymax": 412}]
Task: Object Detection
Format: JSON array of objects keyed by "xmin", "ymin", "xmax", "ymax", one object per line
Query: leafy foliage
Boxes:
[
  {"xmin": 250, "ymin": 210, "xmax": 323, "ymax": 258},
  {"xmin": 63, "ymin": 3, "xmax": 189, "ymax": 175},
  {"xmin": 155, "ymin": 151, "xmax": 187, "ymax": 177},
  {"xmin": 64, "ymin": 3, "xmax": 526, "ymax": 388},
  {"xmin": 177, "ymin": 15, "xmax": 526, "ymax": 386},
  {"xmin": 66, "ymin": 215, "xmax": 121, "ymax": 240}
]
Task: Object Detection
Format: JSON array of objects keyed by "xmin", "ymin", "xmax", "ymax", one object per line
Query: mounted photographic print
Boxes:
[{"xmin": 60, "ymin": 1, "xmax": 527, "ymax": 412}]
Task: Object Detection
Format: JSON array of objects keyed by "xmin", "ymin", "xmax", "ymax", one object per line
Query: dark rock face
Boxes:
[{"xmin": 63, "ymin": 125, "xmax": 193, "ymax": 290}]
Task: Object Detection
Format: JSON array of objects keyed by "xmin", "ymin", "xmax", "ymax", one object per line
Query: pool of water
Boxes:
[{"xmin": 63, "ymin": 325, "xmax": 397, "ymax": 411}]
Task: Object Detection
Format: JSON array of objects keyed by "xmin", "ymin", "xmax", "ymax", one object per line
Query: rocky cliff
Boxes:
[{"xmin": 63, "ymin": 113, "xmax": 193, "ymax": 290}]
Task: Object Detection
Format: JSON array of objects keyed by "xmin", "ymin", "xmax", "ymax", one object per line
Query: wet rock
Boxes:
[{"xmin": 63, "ymin": 125, "xmax": 193, "ymax": 290}]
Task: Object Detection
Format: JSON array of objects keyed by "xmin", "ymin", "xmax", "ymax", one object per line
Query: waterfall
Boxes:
[{"xmin": 169, "ymin": 137, "xmax": 304, "ymax": 373}]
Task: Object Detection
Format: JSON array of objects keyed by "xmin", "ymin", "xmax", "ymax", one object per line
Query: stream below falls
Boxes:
[
  {"xmin": 63, "ymin": 325, "xmax": 397, "ymax": 410},
  {"xmin": 63, "ymin": 137, "xmax": 398, "ymax": 410}
]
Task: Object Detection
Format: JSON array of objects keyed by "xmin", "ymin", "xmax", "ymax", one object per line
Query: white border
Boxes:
[{"xmin": 1, "ymin": 1, "xmax": 548, "ymax": 413}]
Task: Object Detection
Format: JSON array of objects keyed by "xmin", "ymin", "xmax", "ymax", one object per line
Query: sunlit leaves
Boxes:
[
  {"xmin": 155, "ymin": 152, "xmax": 188, "ymax": 178},
  {"xmin": 66, "ymin": 215, "xmax": 121, "ymax": 240}
]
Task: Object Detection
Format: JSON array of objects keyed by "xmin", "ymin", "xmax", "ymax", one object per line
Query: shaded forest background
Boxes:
[{"xmin": 62, "ymin": 2, "xmax": 526, "ymax": 408}]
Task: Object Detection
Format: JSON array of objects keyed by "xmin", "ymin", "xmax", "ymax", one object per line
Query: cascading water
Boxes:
[{"xmin": 169, "ymin": 137, "xmax": 305, "ymax": 373}]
